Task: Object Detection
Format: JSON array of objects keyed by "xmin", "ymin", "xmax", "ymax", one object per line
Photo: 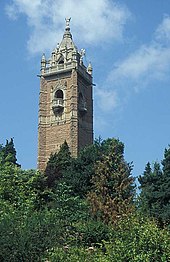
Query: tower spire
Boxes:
[
  {"xmin": 65, "ymin": 17, "xmax": 71, "ymax": 30},
  {"xmin": 63, "ymin": 17, "xmax": 72, "ymax": 39}
]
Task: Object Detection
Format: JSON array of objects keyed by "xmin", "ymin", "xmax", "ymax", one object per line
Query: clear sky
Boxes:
[{"xmin": 0, "ymin": 0, "xmax": 170, "ymax": 180}]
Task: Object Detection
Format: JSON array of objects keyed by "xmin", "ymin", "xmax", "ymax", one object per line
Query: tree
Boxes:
[
  {"xmin": 62, "ymin": 138, "xmax": 125, "ymax": 198},
  {"xmin": 103, "ymin": 214, "xmax": 170, "ymax": 262},
  {"xmin": 138, "ymin": 162, "xmax": 162, "ymax": 219},
  {"xmin": 162, "ymin": 146, "xmax": 170, "ymax": 175},
  {"xmin": 0, "ymin": 163, "xmax": 49, "ymax": 211},
  {"xmin": 139, "ymin": 147, "xmax": 170, "ymax": 226},
  {"xmin": 45, "ymin": 141, "xmax": 72, "ymax": 188},
  {"xmin": 87, "ymin": 138, "xmax": 135, "ymax": 224},
  {"xmin": 0, "ymin": 138, "xmax": 20, "ymax": 167},
  {"xmin": 62, "ymin": 141, "xmax": 101, "ymax": 198},
  {"xmin": 160, "ymin": 146, "xmax": 170, "ymax": 225}
]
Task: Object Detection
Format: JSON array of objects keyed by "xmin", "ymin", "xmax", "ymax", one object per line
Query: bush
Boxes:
[
  {"xmin": 0, "ymin": 208, "xmax": 62, "ymax": 262},
  {"xmin": 45, "ymin": 246, "xmax": 108, "ymax": 262},
  {"xmin": 104, "ymin": 214, "xmax": 170, "ymax": 262},
  {"xmin": 75, "ymin": 219, "xmax": 111, "ymax": 247}
]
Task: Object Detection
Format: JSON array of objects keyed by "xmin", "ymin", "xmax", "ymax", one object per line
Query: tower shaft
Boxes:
[{"xmin": 38, "ymin": 19, "xmax": 93, "ymax": 170}]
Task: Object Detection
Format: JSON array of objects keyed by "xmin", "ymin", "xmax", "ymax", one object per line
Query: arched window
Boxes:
[
  {"xmin": 52, "ymin": 89, "xmax": 64, "ymax": 115},
  {"xmin": 58, "ymin": 55, "xmax": 64, "ymax": 64},
  {"xmin": 55, "ymin": 89, "xmax": 64, "ymax": 99}
]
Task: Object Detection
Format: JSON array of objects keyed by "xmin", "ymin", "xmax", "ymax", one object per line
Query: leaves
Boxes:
[
  {"xmin": 87, "ymin": 138, "xmax": 135, "ymax": 224},
  {"xmin": 0, "ymin": 138, "xmax": 20, "ymax": 167},
  {"xmin": 45, "ymin": 141, "xmax": 72, "ymax": 188},
  {"xmin": 139, "ymin": 146, "xmax": 170, "ymax": 226},
  {"xmin": 0, "ymin": 138, "xmax": 169, "ymax": 261}
]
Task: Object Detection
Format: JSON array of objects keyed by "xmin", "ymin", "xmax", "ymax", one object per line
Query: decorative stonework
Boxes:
[{"xmin": 38, "ymin": 18, "xmax": 93, "ymax": 170}]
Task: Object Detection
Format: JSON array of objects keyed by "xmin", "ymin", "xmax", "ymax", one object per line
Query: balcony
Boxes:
[{"xmin": 52, "ymin": 98, "xmax": 64, "ymax": 114}]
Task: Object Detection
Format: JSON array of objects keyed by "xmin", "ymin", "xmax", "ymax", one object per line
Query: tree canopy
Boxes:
[
  {"xmin": 87, "ymin": 138, "xmax": 135, "ymax": 224},
  {"xmin": 0, "ymin": 138, "xmax": 20, "ymax": 167},
  {"xmin": 0, "ymin": 138, "xmax": 169, "ymax": 261},
  {"xmin": 138, "ymin": 146, "xmax": 170, "ymax": 226}
]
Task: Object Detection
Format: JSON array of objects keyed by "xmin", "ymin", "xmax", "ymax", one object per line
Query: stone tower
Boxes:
[{"xmin": 38, "ymin": 18, "xmax": 93, "ymax": 170}]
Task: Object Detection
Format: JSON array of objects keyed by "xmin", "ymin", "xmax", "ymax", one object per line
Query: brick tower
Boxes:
[{"xmin": 38, "ymin": 18, "xmax": 93, "ymax": 170}]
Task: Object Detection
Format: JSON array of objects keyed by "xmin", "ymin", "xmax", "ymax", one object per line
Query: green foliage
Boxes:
[
  {"xmin": 1, "ymin": 137, "xmax": 169, "ymax": 261},
  {"xmin": 45, "ymin": 246, "xmax": 107, "ymax": 262},
  {"xmin": 104, "ymin": 214, "xmax": 170, "ymax": 262},
  {"xmin": 0, "ymin": 138, "xmax": 20, "ymax": 166},
  {"xmin": 75, "ymin": 219, "xmax": 111, "ymax": 247},
  {"xmin": 162, "ymin": 146, "xmax": 170, "ymax": 175},
  {"xmin": 50, "ymin": 182, "xmax": 88, "ymax": 224},
  {"xmin": 45, "ymin": 138, "xmax": 109, "ymax": 198},
  {"xmin": 87, "ymin": 138, "xmax": 135, "ymax": 224},
  {"xmin": 0, "ymin": 180, "xmax": 90, "ymax": 261},
  {"xmin": 45, "ymin": 214, "xmax": 170, "ymax": 262},
  {"xmin": 45, "ymin": 141, "xmax": 72, "ymax": 188},
  {"xmin": 62, "ymin": 142, "xmax": 100, "ymax": 197},
  {"xmin": 139, "ymin": 147, "xmax": 170, "ymax": 226},
  {"xmin": 0, "ymin": 207, "xmax": 63, "ymax": 262},
  {"xmin": 0, "ymin": 164, "xmax": 49, "ymax": 211}
]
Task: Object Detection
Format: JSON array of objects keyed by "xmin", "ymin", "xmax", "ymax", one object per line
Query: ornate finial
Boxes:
[
  {"xmin": 41, "ymin": 53, "xmax": 46, "ymax": 61},
  {"xmin": 41, "ymin": 53, "xmax": 46, "ymax": 71},
  {"xmin": 80, "ymin": 48, "xmax": 86, "ymax": 57},
  {"xmin": 65, "ymin": 17, "xmax": 71, "ymax": 30},
  {"xmin": 87, "ymin": 61, "xmax": 93, "ymax": 75},
  {"xmin": 80, "ymin": 49, "xmax": 86, "ymax": 65}
]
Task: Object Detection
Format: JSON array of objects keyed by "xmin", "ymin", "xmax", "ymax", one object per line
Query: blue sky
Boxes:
[{"xmin": 0, "ymin": 0, "xmax": 170, "ymax": 180}]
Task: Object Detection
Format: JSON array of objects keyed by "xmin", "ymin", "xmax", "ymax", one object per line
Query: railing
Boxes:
[
  {"xmin": 52, "ymin": 98, "xmax": 64, "ymax": 114},
  {"xmin": 42, "ymin": 62, "xmax": 92, "ymax": 83},
  {"xmin": 52, "ymin": 98, "xmax": 64, "ymax": 107},
  {"xmin": 44, "ymin": 63, "xmax": 73, "ymax": 74}
]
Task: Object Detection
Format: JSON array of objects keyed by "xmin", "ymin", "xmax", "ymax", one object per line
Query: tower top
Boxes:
[
  {"xmin": 63, "ymin": 17, "xmax": 72, "ymax": 40},
  {"xmin": 40, "ymin": 18, "xmax": 92, "ymax": 82},
  {"xmin": 65, "ymin": 17, "xmax": 71, "ymax": 30},
  {"xmin": 59, "ymin": 17, "xmax": 77, "ymax": 51}
]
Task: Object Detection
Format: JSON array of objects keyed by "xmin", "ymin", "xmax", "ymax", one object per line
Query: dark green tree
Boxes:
[
  {"xmin": 160, "ymin": 146, "xmax": 170, "ymax": 225},
  {"xmin": 62, "ymin": 141, "xmax": 101, "ymax": 198},
  {"xmin": 162, "ymin": 146, "xmax": 170, "ymax": 175},
  {"xmin": 62, "ymin": 138, "xmax": 124, "ymax": 198},
  {"xmin": 0, "ymin": 138, "xmax": 20, "ymax": 167},
  {"xmin": 139, "ymin": 147, "xmax": 170, "ymax": 226},
  {"xmin": 138, "ymin": 162, "xmax": 162, "ymax": 218},
  {"xmin": 45, "ymin": 141, "xmax": 72, "ymax": 188}
]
